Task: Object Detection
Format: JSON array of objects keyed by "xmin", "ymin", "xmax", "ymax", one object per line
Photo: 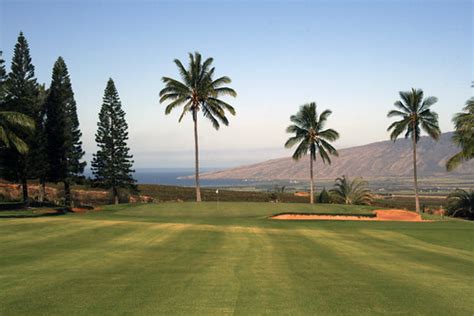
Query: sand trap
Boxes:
[{"xmin": 272, "ymin": 209, "xmax": 427, "ymax": 222}]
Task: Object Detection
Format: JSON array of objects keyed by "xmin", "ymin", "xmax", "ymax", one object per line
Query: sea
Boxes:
[{"xmin": 84, "ymin": 168, "xmax": 252, "ymax": 188}]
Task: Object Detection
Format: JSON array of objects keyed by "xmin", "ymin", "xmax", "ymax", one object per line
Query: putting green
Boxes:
[{"xmin": 0, "ymin": 202, "xmax": 472, "ymax": 315}]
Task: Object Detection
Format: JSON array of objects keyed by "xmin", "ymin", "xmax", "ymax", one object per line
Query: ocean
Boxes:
[{"xmin": 84, "ymin": 168, "xmax": 251, "ymax": 187}]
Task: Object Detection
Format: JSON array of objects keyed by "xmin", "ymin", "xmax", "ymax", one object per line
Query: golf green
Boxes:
[{"xmin": 0, "ymin": 202, "xmax": 472, "ymax": 315}]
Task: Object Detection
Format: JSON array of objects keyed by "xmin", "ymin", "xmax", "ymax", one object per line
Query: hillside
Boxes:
[{"xmin": 199, "ymin": 132, "xmax": 474, "ymax": 180}]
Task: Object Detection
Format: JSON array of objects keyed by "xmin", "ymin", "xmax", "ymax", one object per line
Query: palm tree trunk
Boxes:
[
  {"xmin": 21, "ymin": 178, "xmax": 28, "ymax": 204},
  {"xmin": 193, "ymin": 109, "xmax": 202, "ymax": 202},
  {"xmin": 310, "ymin": 157, "xmax": 314, "ymax": 204},
  {"xmin": 412, "ymin": 130, "xmax": 420, "ymax": 213}
]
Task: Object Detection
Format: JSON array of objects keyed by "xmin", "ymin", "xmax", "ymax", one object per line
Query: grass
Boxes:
[
  {"xmin": 0, "ymin": 202, "xmax": 472, "ymax": 315},
  {"xmin": 0, "ymin": 208, "xmax": 63, "ymax": 218}
]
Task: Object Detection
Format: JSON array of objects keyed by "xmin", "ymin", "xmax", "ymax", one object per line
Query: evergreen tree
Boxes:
[
  {"xmin": 29, "ymin": 83, "xmax": 49, "ymax": 201},
  {"xmin": 1, "ymin": 32, "xmax": 39, "ymax": 203},
  {"xmin": 0, "ymin": 51, "xmax": 35, "ymax": 157},
  {"xmin": 317, "ymin": 187, "xmax": 331, "ymax": 203},
  {"xmin": 0, "ymin": 51, "xmax": 7, "ymax": 101},
  {"xmin": 45, "ymin": 57, "xmax": 85, "ymax": 208},
  {"xmin": 91, "ymin": 78, "xmax": 136, "ymax": 204}
]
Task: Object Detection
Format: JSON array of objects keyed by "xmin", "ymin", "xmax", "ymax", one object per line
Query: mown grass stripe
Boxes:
[{"xmin": 299, "ymin": 228, "xmax": 473, "ymax": 315}]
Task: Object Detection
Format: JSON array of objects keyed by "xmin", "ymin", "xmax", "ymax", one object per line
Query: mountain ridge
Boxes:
[{"xmin": 197, "ymin": 132, "xmax": 474, "ymax": 180}]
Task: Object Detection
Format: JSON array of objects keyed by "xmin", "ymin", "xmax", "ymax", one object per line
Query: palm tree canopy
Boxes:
[
  {"xmin": 0, "ymin": 111, "xmax": 35, "ymax": 154},
  {"xmin": 387, "ymin": 88, "xmax": 441, "ymax": 142},
  {"xmin": 446, "ymin": 98, "xmax": 474, "ymax": 171},
  {"xmin": 285, "ymin": 102, "xmax": 339, "ymax": 163},
  {"xmin": 330, "ymin": 175, "xmax": 374, "ymax": 205},
  {"xmin": 159, "ymin": 52, "xmax": 237, "ymax": 129},
  {"xmin": 446, "ymin": 189, "xmax": 474, "ymax": 219}
]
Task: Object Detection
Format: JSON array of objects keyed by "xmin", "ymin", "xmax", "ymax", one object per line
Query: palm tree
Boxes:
[
  {"xmin": 330, "ymin": 175, "xmax": 373, "ymax": 205},
  {"xmin": 446, "ymin": 98, "xmax": 473, "ymax": 171},
  {"xmin": 446, "ymin": 189, "xmax": 474, "ymax": 219},
  {"xmin": 159, "ymin": 52, "xmax": 237, "ymax": 202},
  {"xmin": 387, "ymin": 88, "xmax": 441, "ymax": 213},
  {"xmin": 0, "ymin": 111, "xmax": 35, "ymax": 154},
  {"xmin": 0, "ymin": 52, "xmax": 35, "ymax": 154},
  {"xmin": 285, "ymin": 102, "xmax": 339, "ymax": 204}
]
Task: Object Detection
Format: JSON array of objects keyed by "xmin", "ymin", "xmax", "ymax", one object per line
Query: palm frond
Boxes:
[
  {"xmin": 285, "ymin": 102, "xmax": 338, "ymax": 165},
  {"xmin": 329, "ymin": 175, "xmax": 374, "ymax": 205},
  {"xmin": 319, "ymin": 128, "xmax": 339, "ymax": 142},
  {"xmin": 208, "ymin": 97, "xmax": 236, "ymax": 115},
  {"xmin": 387, "ymin": 109, "xmax": 406, "ymax": 118},
  {"xmin": 387, "ymin": 118, "xmax": 409, "ymax": 141},
  {"xmin": 165, "ymin": 96, "xmax": 189, "ymax": 115},
  {"xmin": 213, "ymin": 87, "xmax": 237, "ymax": 98},
  {"xmin": 160, "ymin": 52, "xmax": 236, "ymax": 129},
  {"xmin": 292, "ymin": 138, "xmax": 310, "ymax": 160}
]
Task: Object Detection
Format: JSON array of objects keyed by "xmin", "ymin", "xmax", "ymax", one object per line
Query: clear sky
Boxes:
[{"xmin": 1, "ymin": 0, "xmax": 472, "ymax": 168}]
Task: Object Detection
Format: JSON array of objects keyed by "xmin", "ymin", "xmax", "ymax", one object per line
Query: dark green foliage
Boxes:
[
  {"xmin": 317, "ymin": 187, "xmax": 331, "ymax": 203},
  {"xmin": 44, "ymin": 57, "xmax": 85, "ymax": 207},
  {"xmin": 387, "ymin": 88, "xmax": 441, "ymax": 213},
  {"xmin": 159, "ymin": 52, "xmax": 237, "ymax": 129},
  {"xmin": 0, "ymin": 52, "xmax": 35, "ymax": 154},
  {"xmin": 387, "ymin": 88, "xmax": 441, "ymax": 142},
  {"xmin": 0, "ymin": 51, "xmax": 7, "ymax": 102},
  {"xmin": 159, "ymin": 52, "xmax": 237, "ymax": 202},
  {"xmin": 0, "ymin": 111, "xmax": 34, "ymax": 154},
  {"xmin": 285, "ymin": 102, "xmax": 339, "ymax": 203},
  {"xmin": 0, "ymin": 33, "xmax": 39, "ymax": 202},
  {"xmin": 91, "ymin": 79, "xmax": 136, "ymax": 204},
  {"xmin": 446, "ymin": 98, "xmax": 474, "ymax": 171},
  {"xmin": 4, "ymin": 33, "xmax": 38, "ymax": 107},
  {"xmin": 137, "ymin": 184, "xmax": 309, "ymax": 203},
  {"xmin": 26, "ymin": 84, "xmax": 48, "ymax": 185},
  {"xmin": 285, "ymin": 103, "xmax": 339, "ymax": 162},
  {"xmin": 446, "ymin": 189, "xmax": 474, "ymax": 219},
  {"xmin": 330, "ymin": 175, "xmax": 374, "ymax": 205}
]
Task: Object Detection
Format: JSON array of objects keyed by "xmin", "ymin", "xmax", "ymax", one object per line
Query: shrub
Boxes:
[{"xmin": 446, "ymin": 189, "xmax": 474, "ymax": 219}]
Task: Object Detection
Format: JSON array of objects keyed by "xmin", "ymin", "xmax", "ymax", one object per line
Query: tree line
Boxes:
[
  {"xmin": 0, "ymin": 32, "xmax": 472, "ymax": 215},
  {"xmin": 0, "ymin": 32, "xmax": 135, "ymax": 207}
]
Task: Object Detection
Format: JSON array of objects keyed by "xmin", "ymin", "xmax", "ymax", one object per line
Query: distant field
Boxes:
[
  {"xmin": 1, "ymin": 202, "xmax": 472, "ymax": 314},
  {"xmin": 0, "ymin": 180, "xmax": 454, "ymax": 213}
]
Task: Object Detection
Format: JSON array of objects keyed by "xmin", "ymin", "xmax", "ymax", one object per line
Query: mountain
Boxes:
[{"xmin": 198, "ymin": 132, "xmax": 474, "ymax": 180}]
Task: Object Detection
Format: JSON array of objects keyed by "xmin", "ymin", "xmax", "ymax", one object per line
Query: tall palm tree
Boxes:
[
  {"xmin": 285, "ymin": 102, "xmax": 339, "ymax": 204},
  {"xmin": 159, "ymin": 52, "xmax": 237, "ymax": 202},
  {"xmin": 387, "ymin": 88, "xmax": 441, "ymax": 213},
  {"xmin": 446, "ymin": 98, "xmax": 473, "ymax": 171},
  {"xmin": 330, "ymin": 175, "xmax": 374, "ymax": 205},
  {"xmin": 0, "ymin": 111, "xmax": 35, "ymax": 154}
]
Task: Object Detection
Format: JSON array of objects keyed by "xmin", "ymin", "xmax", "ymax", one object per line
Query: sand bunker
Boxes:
[{"xmin": 272, "ymin": 209, "xmax": 427, "ymax": 222}]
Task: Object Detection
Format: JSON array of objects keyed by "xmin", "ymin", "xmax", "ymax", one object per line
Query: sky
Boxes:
[{"xmin": 1, "ymin": 0, "xmax": 472, "ymax": 168}]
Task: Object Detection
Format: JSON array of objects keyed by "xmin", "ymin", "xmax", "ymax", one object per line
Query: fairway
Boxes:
[{"xmin": 1, "ymin": 202, "xmax": 472, "ymax": 315}]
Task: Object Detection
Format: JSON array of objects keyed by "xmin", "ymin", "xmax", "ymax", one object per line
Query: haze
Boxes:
[{"xmin": 1, "ymin": 0, "xmax": 472, "ymax": 168}]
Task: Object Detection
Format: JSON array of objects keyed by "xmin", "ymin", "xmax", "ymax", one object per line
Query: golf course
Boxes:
[{"xmin": 1, "ymin": 202, "xmax": 472, "ymax": 315}]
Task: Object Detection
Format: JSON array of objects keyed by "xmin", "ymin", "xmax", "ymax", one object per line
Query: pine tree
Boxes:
[
  {"xmin": 92, "ymin": 78, "xmax": 136, "ymax": 204},
  {"xmin": 29, "ymin": 83, "xmax": 49, "ymax": 201},
  {"xmin": 45, "ymin": 57, "xmax": 85, "ymax": 208},
  {"xmin": 1, "ymin": 32, "xmax": 39, "ymax": 203},
  {"xmin": 0, "ymin": 51, "xmax": 7, "ymax": 101},
  {"xmin": 317, "ymin": 187, "xmax": 331, "ymax": 203}
]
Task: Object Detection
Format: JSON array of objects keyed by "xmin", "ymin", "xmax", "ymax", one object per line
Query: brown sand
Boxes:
[{"xmin": 272, "ymin": 209, "xmax": 427, "ymax": 222}]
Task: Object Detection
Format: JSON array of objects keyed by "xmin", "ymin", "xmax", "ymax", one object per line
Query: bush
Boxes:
[
  {"xmin": 317, "ymin": 188, "xmax": 331, "ymax": 203},
  {"xmin": 446, "ymin": 189, "xmax": 474, "ymax": 219}
]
